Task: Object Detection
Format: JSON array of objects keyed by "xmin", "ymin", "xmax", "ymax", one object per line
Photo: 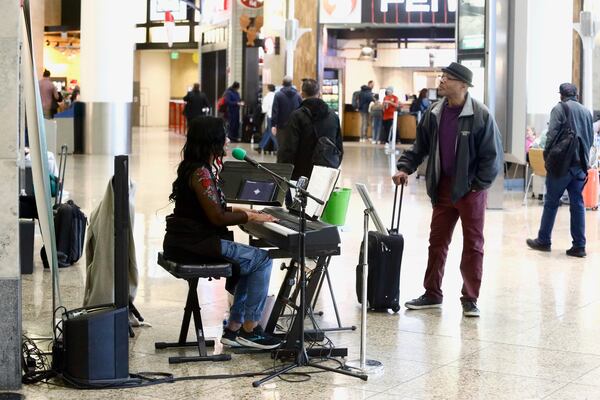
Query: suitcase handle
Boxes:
[
  {"xmin": 56, "ymin": 144, "xmax": 68, "ymax": 207},
  {"xmin": 390, "ymin": 184, "xmax": 404, "ymax": 234}
]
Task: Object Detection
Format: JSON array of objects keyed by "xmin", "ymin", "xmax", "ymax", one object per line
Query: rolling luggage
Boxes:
[
  {"xmin": 356, "ymin": 185, "xmax": 404, "ymax": 312},
  {"xmin": 583, "ymin": 168, "xmax": 599, "ymax": 210},
  {"xmin": 41, "ymin": 145, "xmax": 87, "ymax": 268}
]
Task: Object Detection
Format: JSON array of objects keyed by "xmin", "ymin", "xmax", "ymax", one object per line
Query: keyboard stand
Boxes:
[{"xmin": 310, "ymin": 257, "xmax": 357, "ymax": 333}]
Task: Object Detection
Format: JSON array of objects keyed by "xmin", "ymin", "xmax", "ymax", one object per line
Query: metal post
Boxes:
[
  {"xmin": 385, "ymin": 110, "xmax": 398, "ymax": 154},
  {"xmin": 345, "ymin": 210, "xmax": 383, "ymax": 374},
  {"xmin": 360, "ymin": 210, "xmax": 368, "ymax": 368}
]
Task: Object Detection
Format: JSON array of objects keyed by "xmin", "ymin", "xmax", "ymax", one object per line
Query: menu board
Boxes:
[
  {"xmin": 362, "ymin": 0, "xmax": 456, "ymax": 24},
  {"xmin": 457, "ymin": 0, "xmax": 485, "ymax": 50},
  {"xmin": 322, "ymin": 79, "xmax": 340, "ymax": 114}
]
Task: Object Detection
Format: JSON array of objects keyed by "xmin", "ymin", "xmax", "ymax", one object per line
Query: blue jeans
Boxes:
[
  {"xmin": 220, "ymin": 240, "xmax": 273, "ymax": 323},
  {"xmin": 259, "ymin": 117, "xmax": 278, "ymax": 150},
  {"xmin": 371, "ymin": 116, "xmax": 382, "ymax": 142},
  {"xmin": 537, "ymin": 167, "xmax": 587, "ymax": 247}
]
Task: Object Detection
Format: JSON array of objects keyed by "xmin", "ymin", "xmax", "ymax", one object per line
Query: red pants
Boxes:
[{"xmin": 424, "ymin": 177, "xmax": 487, "ymax": 302}]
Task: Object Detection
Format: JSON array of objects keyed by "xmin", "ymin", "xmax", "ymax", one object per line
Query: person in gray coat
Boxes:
[
  {"xmin": 527, "ymin": 83, "xmax": 594, "ymax": 258},
  {"xmin": 392, "ymin": 62, "xmax": 503, "ymax": 317}
]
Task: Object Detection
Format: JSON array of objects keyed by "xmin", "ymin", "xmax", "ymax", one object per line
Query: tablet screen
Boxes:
[{"xmin": 237, "ymin": 179, "xmax": 277, "ymax": 202}]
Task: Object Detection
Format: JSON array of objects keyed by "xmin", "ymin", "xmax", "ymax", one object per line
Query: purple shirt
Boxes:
[{"xmin": 438, "ymin": 103, "xmax": 463, "ymax": 177}]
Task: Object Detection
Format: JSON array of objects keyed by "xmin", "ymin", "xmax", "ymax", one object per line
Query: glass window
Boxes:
[{"xmin": 150, "ymin": 0, "xmax": 188, "ymax": 21}]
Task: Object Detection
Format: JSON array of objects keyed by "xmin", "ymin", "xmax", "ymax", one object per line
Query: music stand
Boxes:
[
  {"xmin": 220, "ymin": 161, "xmax": 293, "ymax": 206},
  {"xmin": 355, "ymin": 183, "xmax": 388, "ymax": 235},
  {"xmin": 251, "ymin": 169, "xmax": 367, "ymax": 387}
]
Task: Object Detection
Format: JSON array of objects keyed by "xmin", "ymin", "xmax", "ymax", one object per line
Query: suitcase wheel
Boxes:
[
  {"xmin": 391, "ymin": 305, "xmax": 401, "ymax": 313},
  {"xmin": 593, "ymin": 206, "xmax": 598, "ymax": 211}
]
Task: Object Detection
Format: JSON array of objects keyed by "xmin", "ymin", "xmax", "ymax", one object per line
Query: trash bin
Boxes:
[{"xmin": 321, "ymin": 188, "xmax": 352, "ymax": 226}]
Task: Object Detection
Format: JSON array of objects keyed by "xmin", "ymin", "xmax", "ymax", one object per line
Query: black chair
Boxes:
[{"xmin": 155, "ymin": 252, "xmax": 232, "ymax": 364}]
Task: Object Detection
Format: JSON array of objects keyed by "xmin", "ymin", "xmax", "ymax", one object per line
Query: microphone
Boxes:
[{"xmin": 231, "ymin": 148, "xmax": 259, "ymax": 167}]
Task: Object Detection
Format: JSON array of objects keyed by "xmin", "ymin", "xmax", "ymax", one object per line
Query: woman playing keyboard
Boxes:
[{"xmin": 163, "ymin": 116, "xmax": 281, "ymax": 350}]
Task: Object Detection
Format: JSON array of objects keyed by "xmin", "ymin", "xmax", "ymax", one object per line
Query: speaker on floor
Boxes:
[{"xmin": 62, "ymin": 305, "xmax": 129, "ymax": 385}]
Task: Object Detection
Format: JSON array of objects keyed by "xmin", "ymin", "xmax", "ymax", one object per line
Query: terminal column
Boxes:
[
  {"xmin": 0, "ymin": 0, "xmax": 21, "ymax": 390},
  {"xmin": 80, "ymin": 0, "xmax": 135, "ymax": 154}
]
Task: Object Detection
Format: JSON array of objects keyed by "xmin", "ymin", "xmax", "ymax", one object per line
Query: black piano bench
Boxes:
[{"xmin": 155, "ymin": 252, "xmax": 232, "ymax": 364}]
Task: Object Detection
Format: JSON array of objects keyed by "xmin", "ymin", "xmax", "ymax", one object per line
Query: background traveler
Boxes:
[
  {"xmin": 278, "ymin": 79, "xmax": 343, "ymax": 180},
  {"xmin": 183, "ymin": 83, "xmax": 210, "ymax": 126},
  {"xmin": 381, "ymin": 87, "xmax": 399, "ymax": 144},
  {"xmin": 39, "ymin": 69, "xmax": 61, "ymax": 119},
  {"xmin": 369, "ymin": 94, "xmax": 384, "ymax": 144},
  {"xmin": 258, "ymin": 84, "xmax": 277, "ymax": 153},
  {"xmin": 358, "ymin": 80, "xmax": 374, "ymax": 142},
  {"xmin": 526, "ymin": 83, "xmax": 594, "ymax": 258},
  {"xmin": 224, "ymin": 82, "xmax": 244, "ymax": 142},
  {"xmin": 271, "ymin": 76, "xmax": 302, "ymax": 146}
]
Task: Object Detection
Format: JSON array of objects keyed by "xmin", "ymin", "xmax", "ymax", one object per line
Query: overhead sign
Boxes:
[
  {"xmin": 364, "ymin": 0, "xmax": 456, "ymax": 24},
  {"xmin": 320, "ymin": 0, "xmax": 362, "ymax": 24},
  {"xmin": 239, "ymin": 0, "xmax": 264, "ymax": 8},
  {"xmin": 201, "ymin": 0, "xmax": 230, "ymax": 25}
]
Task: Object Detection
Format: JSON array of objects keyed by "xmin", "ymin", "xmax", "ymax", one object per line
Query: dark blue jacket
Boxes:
[
  {"xmin": 225, "ymin": 89, "xmax": 241, "ymax": 119},
  {"xmin": 272, "ymin": 86, "xmax": 302, "ymax": 129},
  {"xmin": 358, "ymin": 86, "xmax": 373, "ymax": 113},
  {"xmin": 544, "ymin": 98, "xmax": 594, "ymax": 171}
]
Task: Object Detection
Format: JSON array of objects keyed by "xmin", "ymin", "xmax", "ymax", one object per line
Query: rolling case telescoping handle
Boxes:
[{"xmin": 390, "ymin": 184, "xmax": 404, "ymax": 235}]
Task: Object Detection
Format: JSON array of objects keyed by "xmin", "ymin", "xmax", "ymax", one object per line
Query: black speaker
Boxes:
[{"xmin": 62, "ymin": 306, "xmax": 129, "ymax": 385}]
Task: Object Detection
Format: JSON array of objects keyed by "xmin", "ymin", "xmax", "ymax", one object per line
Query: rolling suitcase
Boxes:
[
  {"xmin": 356, "ymin": 185, "xmax": 404, "ymax": 312},
  {"xmin": 583, "ymin": 168, "xmax": 599, "ymax": 210}
]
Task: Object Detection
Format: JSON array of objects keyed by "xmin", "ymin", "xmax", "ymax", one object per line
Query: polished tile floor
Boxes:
[{"xmin": 18, "ymin": 127, "xmax": 600, "ymax": 399}]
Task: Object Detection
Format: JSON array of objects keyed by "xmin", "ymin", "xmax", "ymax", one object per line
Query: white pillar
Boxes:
[
  {"xmin": 0, "ymin": 0, "xmax": 21, "ymax": 390},
  {"xmin": 526, "ymin": 0, "xmax": 573, "ymax": 127},
  {"xmin": 80, "ymin": 0, "xmax": 135, "ymax": 154}
]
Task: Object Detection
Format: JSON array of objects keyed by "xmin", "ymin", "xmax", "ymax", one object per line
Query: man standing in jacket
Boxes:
[
  {"xmin": 392, "ymin": 62, "xmax": 503, "ymax": 317},
  {"xmin": 272, "ymin": 76, "xmax": 302, "ymax": 148},
  {"xmin": 358, "ymin": 80, "xmax": 374, "ymax": 142},
  {"xmin": 278, "ymin": 79, "xmax": 343, "ymax": 180},
  {"xmin": 225, "ymin": 82, "xmax": 244, "ymax": 142},
  {"xmin": 183, "ymin": 83, "xmax": 210, "ymax": 126},
  {"xmin": 527, "ymin": 83, "xmax": 593, "ymax": 258},
  {"xmin": 258, "ymin": 84, "xmax": 277, "ymax": 152}
]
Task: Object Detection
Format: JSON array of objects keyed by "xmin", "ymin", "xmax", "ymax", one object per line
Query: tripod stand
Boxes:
[{"xmin": 253, "ymin": 185, "xmax": 367, "ymax": 387}]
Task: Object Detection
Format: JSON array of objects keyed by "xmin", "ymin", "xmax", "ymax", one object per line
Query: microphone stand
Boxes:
[{"xmin": 248, "ymin": 162, "xmax": 368, "ymax": 387}]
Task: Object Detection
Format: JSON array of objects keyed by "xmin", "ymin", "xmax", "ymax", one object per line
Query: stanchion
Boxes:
[
  {"xmin": 345, "ymin": 210, "xmax": 383, "ymax": 374},
  {"xmin": 384, "ymin": 110, "xmax": 398, "ymax": 155}
]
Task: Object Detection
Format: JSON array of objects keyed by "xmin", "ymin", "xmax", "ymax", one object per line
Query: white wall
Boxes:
[
  {"xmin": 344, "ymin": 59, "xmax": 383, "ymax": 101},
  {"xmin": 380, "ymin": 68, "xmax": 415, "ymax": 100},
  {"xmin": 338, "ymin": 40, "xmax": 449, "ymax": 103},
  {"xmin": 139, "ymin": 51, "xmax": 171, "ymax": 126},
  {"xmin": 526, "ymin": 0, "xmax": 573, "ymax": 116}
]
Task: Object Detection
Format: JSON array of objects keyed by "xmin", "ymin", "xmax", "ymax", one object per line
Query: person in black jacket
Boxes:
[
  {"xmin": 358, "ymin": 81, "xmax": 374, "ymax": 141},
  {"xmin": 271, "ymin": 76, "xmax": 302, "ymax": 141},
  {"xmin": 278, "ymin": 79, "xmax": 343, "ymax": 180},
  {"xmin": 183, "ymin": 83, "xmax": 210, "ymax": 125},
  {"xmin": 393, "ymin": 62, "xmax": 503, "ymax": 318}
]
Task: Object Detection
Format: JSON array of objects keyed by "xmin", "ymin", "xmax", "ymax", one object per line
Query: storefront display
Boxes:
[{"xmin": 322, "ymin": 79, "xmax": 341, "ymax": 115}]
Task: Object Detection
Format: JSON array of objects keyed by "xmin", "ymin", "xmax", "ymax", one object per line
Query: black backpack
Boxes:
[
  {"xmin": 42, "ymin": 200, "xmax": 87, "ymax": 268},
  {"xmin": 302, "ymin": 107, "xmax": 342, "ymax": 169},
  {"xmin": 352, "ymin": 91, "xmax": 361, "ymax": 111},
  {"xmin": 544, "ymin": 102, "xmax": 579, "ymax": 178}
]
